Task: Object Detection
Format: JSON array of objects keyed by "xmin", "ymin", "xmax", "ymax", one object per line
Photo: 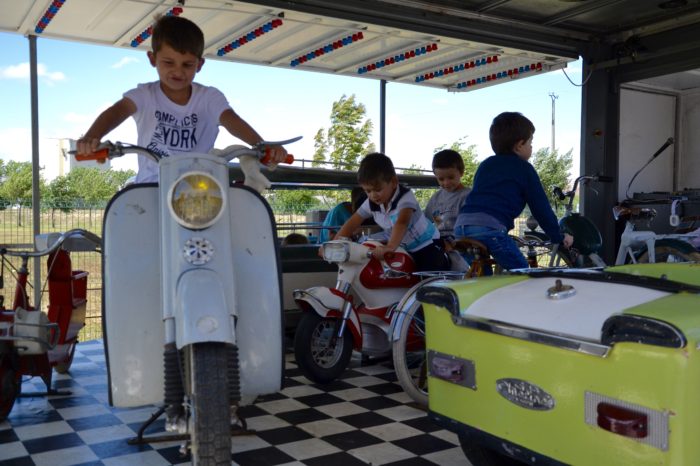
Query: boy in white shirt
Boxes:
[
  {"xmin": 76, "ymin": 15, "xmax": 286, "ymax": 182},
  {"xmin": 333, "ymin": 153, "xmax": 449, "ymax": 271}
]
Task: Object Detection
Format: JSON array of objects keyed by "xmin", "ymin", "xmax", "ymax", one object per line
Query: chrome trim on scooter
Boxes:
[{"xmin": 449, "ymin": 315, "xmax": 610, "ymax": 357}]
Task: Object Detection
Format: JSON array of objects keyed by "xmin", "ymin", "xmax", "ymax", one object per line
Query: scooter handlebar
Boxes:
[
  {"xmin": 260, "ymin": 150, "xmax": 295, "ymax": 166},
  {"xmin": 73, "ymin": 147, "xmax": 111, "ymax": 163}
]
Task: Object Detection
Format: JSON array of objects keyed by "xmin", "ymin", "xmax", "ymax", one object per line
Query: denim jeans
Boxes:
[{"xmin": 454, "ymin": 225, "xmax": 528, "ymax": 273}]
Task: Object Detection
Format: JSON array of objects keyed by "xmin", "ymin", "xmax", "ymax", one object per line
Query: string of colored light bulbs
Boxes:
[
  {"xmin": 217, "ymin": 19, "xmax": 284, "ymax": 56},
  {"xmin": 291, "ymin": 32, "xmax": 365, "ymax": 67},
  {"xmin": 35, "ymin": 0, "xmax": 67, "ymax": 33},
  {"xmin": 454, "ymin": 62, "xmax": 544, "ymax": 89},
  {"xmin": 357, "ymin": 43, "xmax": 437, "ymax": 74},
  {"xmin": 415, "ymin": 55, "xmax": 499, "ymax": 82},
  {"xmin": 130, "ymin": 6, "xmax": 184, "ymax": 47}
]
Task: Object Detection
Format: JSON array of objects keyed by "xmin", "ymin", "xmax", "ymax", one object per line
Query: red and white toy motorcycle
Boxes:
[{"xmin": 293, "ymin": 238, "xmax": 455, "ymax": 405}]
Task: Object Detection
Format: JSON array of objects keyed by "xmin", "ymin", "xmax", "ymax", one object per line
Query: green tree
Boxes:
[
  {"xmin": 530, "ymin": 147, "xmax": 573, "ymax": 212},
  {"xmin": 266, "ymin": 189, "xmax": 321, "ymax": 215},
  {"xmin": 65, "ymin": 167, "xmax": 135, "ymax": 206},
  {"xmin": 44, "ymin": 175, "xmax": 78, "ymax": 227},
  {"xmin": 0, "ymin": 159, "xmax": 7, "ymax": 209},
  {"xmin": 0, "ymin": 160, "xmax": 38, "ymax": 206},
  {"xmin": 0, "ymin": 161, "xmax": 43, "ymax": 226},
  {"xmin": 313, "ymin": 94, "xmax": 375, "ymax": 171}
]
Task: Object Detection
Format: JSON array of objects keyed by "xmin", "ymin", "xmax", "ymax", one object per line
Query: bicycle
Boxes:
[
  {"xmin": 540, "ymin": 174, "xmax": 700, "ymax": 266},
  {"xmin": 613, "ymin": 201, "xmax": 700, "ymax": 263},
  {"xmin": 0, "ymin": 229, "xmax": 101, "ymax": 420}
]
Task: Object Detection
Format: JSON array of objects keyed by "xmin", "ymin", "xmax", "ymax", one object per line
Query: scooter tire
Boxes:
[
  {"xmin": 0, "ymin": 354, "xmax": 20, "ymax": 421},
  {"xmin": 294, "ymin": 312, "xmax": 353, "ymax": 384},
  {"xmin": 392, "ymin": 301, "xmax": 428, "ymax": 407},
  {"xmin": 188, "ymin": 343, "xmax": 232, "ymax": 465}
]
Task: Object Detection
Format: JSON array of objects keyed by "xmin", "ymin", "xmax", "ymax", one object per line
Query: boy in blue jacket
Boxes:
[{"xmin": 454, "ymin": 112, "xmax": 573, "ymax": 270}]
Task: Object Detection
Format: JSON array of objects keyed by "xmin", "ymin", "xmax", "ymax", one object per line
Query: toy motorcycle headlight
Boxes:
[
  {"xmin": 323, "ymin": 241, "xmax": 350, "ymax": 263},
  {"xmin": 169, "ymin": 172, "xmax": 225, "ymax": 229}
]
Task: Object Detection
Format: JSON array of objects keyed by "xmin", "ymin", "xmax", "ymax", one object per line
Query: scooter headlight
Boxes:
[
  {"xmin": 323, "ymin": 241, "xmax": 350, "ymax": 263},
  {"xmin": 168, "ymin": 172, "xmax": 225, "ymax": 229}
]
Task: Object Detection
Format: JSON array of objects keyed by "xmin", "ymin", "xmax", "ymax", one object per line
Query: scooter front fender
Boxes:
[
  {"xmin": 174, "ymin": 269, "xmax": 235, "ymax": 348},
  {"xmin": 293, "ymin": 286, "xmax": 362, "ymax": 348}
]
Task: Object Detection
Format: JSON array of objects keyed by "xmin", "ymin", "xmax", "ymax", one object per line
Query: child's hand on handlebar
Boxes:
[
  {"xmin": 562, "ymin": 233, "xmax": 574, "ymax": 249},
  {"xmin": 262, "ymin": 145, "xmax": 289, "ymax": 166},
  {"xmin": 370, "ymin": 244, "xmax": 394, "ymax": 262},
  {"xmin": 76, "ymin": 137, "xmax": 107, "ymax": 163}
]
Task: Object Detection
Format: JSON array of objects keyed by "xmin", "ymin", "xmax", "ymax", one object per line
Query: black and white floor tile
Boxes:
[{"xmin": 0, "ymin": 340, "xmax": 470, "ymax": 465}]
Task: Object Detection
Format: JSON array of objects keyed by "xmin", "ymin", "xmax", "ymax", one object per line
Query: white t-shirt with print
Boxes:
[
  {"xmin": 356, "ymin": 185, "xmax": 439, "ymax": 252},
  {"xmin": 125, "ymin": 81, "xmax": 231, "ymax": 183}
]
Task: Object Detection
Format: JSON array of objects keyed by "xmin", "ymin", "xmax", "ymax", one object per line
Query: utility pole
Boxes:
[{"xmin": 549, "ymin": 92, "xmax": 558, "ymax": 153}]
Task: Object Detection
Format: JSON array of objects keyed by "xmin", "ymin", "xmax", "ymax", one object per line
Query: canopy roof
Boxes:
[
  {"xmin": 4, "ymin": 1, "xmax": 700, "ymax": 91},
  {"xmin": 0, "ymin": 0, "xmax": 586, "ymax": 92}
]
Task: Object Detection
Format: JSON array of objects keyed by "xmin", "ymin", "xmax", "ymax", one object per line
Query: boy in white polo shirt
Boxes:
[{"xmin": 332, "ymin": 152, "xmax": 449, "ymax": 271}]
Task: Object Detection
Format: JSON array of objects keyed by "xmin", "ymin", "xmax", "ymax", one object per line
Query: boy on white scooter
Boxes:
[
  {"xmin": 329, "ymin": 152, "xmax": 450, "ymax": 271},
  {"xmin": 76, "ymin": 14, "xmax": 287, "ymax": 178}
]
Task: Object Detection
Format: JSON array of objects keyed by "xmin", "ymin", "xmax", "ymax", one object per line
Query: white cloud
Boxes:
[
  {"xmin": 0, "ymin": 62, "xmax": 65, "ymax": 83},
  {"xmin": 111, "ymin": 57, "xmax": 139, "ymax": 69}
]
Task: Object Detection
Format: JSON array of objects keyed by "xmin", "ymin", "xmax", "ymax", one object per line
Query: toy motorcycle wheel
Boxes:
[
  {"xmin": 0, "ymin": 353, "xmax": 21, "ymax": 421},
  {"xmin": 293, "ymin": 312, "xmax": 353, "ymax": 383},
  {"xmin": 392, "ymin": 300, "xmax": 428, "ymax": 407}
]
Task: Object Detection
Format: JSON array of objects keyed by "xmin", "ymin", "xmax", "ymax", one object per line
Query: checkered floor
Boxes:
[{"xmin": 0, "ymin": 340, "xmax": 470, "ymax": 465}]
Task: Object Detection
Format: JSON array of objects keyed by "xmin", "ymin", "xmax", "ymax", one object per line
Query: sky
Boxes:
[{"xmin": 0, "ymin": 30, "xmax": 583, "ymax": 181}]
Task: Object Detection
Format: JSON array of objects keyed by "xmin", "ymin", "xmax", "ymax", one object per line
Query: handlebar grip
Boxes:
[
  {"xmin": 260, "ymin": 149, "xmax": 294, "ymax": 166},
  {"xmin": 596, "ymin": 175, "xmax": 614, "ymax": 182},
  {"xmin": 73, "ymin": 148, "xmax": 110, "ymax": 162}
]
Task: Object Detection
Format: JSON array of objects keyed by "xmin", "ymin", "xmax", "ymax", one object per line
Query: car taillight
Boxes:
[
  {"xmin": 430, "ymin": 356, "xmax": 464, "ymax": 383},
  {"xmin": 597, "ymin": 402, "xmax": 648, "ymax": 439},
  {"xmin": 427, "ymin": 350, "xmax": 476, "ymax": 389}
]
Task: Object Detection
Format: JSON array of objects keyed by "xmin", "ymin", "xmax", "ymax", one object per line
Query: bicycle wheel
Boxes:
[
  {"xmin": 517, "ymin": 233, "xmax": 573, "ymax": 268},
  {"xmin": 637, "ymin": 241, "xmax": 700, "ymax": 263},
  {"xmin": 517, "ymin": 233, "xmax": 551, "ymax": 267},
  {"xmin": 392, "ymin": 298, "xmax": 428, "ymax": 407}
]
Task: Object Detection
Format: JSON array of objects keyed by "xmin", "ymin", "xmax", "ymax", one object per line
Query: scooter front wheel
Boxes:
[
  {"xmin": 294, "ymin": 312, "xmax": 353, "ymax": 384},
  {"xmin": 188, "ymin": 342, "xmax": 232, "ymax": 465}
]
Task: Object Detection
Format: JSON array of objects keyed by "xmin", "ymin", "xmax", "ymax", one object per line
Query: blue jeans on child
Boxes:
[{"xmin": 453, "ymin": 225, "xmax": 528, "ymax": 274}]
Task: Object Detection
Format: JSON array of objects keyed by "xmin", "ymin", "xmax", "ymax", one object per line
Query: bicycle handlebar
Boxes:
[
  {"xmin": 0, "ymin": 228, "xmax": 102, "ymax": 258},
  {"xmin": 554, "ymin": 174, "xmax": 614, "ymax": 202}
]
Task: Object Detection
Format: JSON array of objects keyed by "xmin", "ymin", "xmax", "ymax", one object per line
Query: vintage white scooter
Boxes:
[{"xmin": 75, "ymin": 138, "xmax": 296, "ymax": 465}]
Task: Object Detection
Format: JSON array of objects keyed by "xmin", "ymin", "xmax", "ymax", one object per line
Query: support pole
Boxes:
[
  {"xmin": 29, "ymin": 35, "xmax": 42, "ymax": 307},
  {"xmin": 549, "ymin": 92, "xmax": 558, "ymax": 153},
  {"xmin": 380, "ymin": 79, "xmax": 386, "ymax": 153}
]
